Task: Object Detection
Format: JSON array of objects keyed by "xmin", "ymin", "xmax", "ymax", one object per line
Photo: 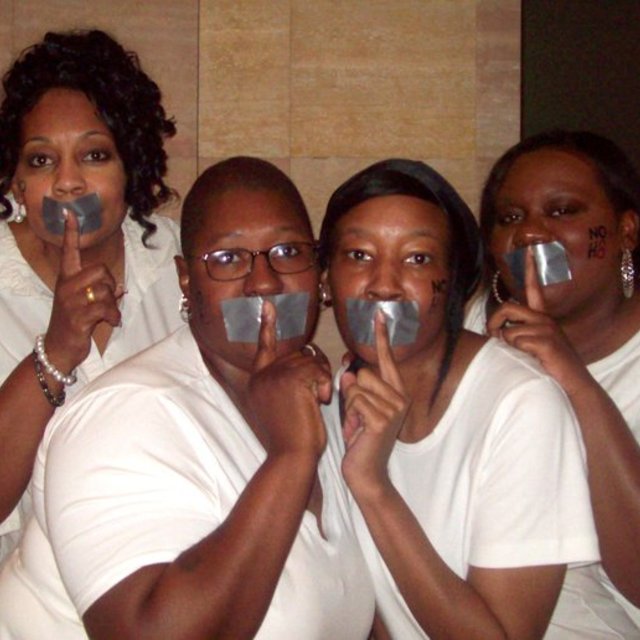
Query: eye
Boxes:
[
  {"xmin": 345, "ymin": 249, "xmax": 372, "ymax": 262},
  {"xmin": 496, "ymin": 210, "xmax": 524, "ymax": 226},
  {"xmin": 404, "ymin": 252, "xmax": 432, "ymax": 266},
  {"xmin": 26, "ymin": 153, "xmax": 53, "ymax": 168},
  {"xmin": 83, "ymin": 148, "xmax": 112, "ymax": 163},
  {"xmin": 270, "ymin": 243, "xmax": 301, "ymax": 259},
  {"xmin": 549, "ymin": 205, "xmax": 578, "ymax": 218},
  {"xmin": 209, "ymin": 249, "xmax": 243, "ymax": 266}
]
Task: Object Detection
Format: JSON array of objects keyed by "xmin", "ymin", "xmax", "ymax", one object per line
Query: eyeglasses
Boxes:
[{"xmin": 192, "ymin": 241, "xmax": 318, "ymax": 281}]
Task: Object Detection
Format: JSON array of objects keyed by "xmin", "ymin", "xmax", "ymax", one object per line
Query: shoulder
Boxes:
[
  {"xmin": 464, "ymin": 290, "xmax": 489, "ymax": 334},
  {"xmin": 54, "ymin": 328, "xmax": 201, "ymax": 425},
  {"xmin": 458, "ymin": 338, "xmax": 578, "ymax": 441}
]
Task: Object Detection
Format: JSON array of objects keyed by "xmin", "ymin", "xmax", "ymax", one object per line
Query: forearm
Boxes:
[
  {"xmin": 353, "ymin": 481, "xmax": 508, "ymax": 640},
  {"xmin": 0, "ymin": 355, "xmax": 58, "ymax": 521},
  {"xmin": 564, "ymin": 375, "xmax": 640, "ymax": 605},
  {"xmin": 85, "ymin": 451, "xmax": 319, "ymax": 640}
]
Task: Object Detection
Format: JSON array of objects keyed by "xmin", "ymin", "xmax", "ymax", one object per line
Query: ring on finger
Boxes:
[
  {"xmin": 85, "ymin": 285, "xmax": 96, "ymax": 304},
  {"xmin": 302, "ymin": 343, "xmax": 317, "ymax": 358}
]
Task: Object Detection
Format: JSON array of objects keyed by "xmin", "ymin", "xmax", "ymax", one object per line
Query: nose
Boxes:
[
  {"xmin": 242, "ymin": 252, "xmax": 284, "ymax": 297},
  {"xmin": 512, "ymin": 217, "xmax": 554, "ymax": 249},
  {"xmin": 365, "ymin": 260, "xmax": 403, "ymax": 301},
  {"xmin": 52, "ymin": 157, "xmax": 86, "ymax": 198}
]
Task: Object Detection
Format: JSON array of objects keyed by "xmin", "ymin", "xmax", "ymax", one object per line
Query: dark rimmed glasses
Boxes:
[{"xmin": 191, "ymin": 241, "xmax": 319, "ymax": 281}]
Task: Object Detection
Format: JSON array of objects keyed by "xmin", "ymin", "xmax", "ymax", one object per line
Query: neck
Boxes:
[{"xmin": 560, "ymin": 293, "xmax": 640, "ymax": 363}]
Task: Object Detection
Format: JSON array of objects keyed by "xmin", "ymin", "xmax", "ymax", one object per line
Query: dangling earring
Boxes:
[
  {"xmin": 621, "ymin": 248, "xmax": 635, "ymax": 299},
  {"xmin": 491, "ymin": 270, "xmax": 505, "ymax": 305},
  {"xmin": 179, "ymin": 294, "xmax": 192, "ymax": 322},
  {"xmin": 13, "ymin": 203, "xmax": 26, "ymax": 224},
  {"xmin": 319, "ymin": 283, "xmax": 331, "ymax": 309}
]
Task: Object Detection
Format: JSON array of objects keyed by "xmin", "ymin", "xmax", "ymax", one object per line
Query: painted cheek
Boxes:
[
  {"xmin": 587, "ymin": 225, "xmax": 609, "ymax": 259},
  {"xmin": 194, "ymin": 290, "xmax": 216, "ymax": 324},
  {"xmin": 429, "ymin": 278, "xmax": 448, "ymax": 310}
]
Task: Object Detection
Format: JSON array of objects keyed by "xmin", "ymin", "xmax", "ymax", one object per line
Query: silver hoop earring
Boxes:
[
  {"xmin": 179, "ymin": 294, "xmax": 192, "ymax": 322},
  {"xmin": 621, "ymin": 248, "xmax": 635, "ymax": 299},
  {"xmin": 13, "ymin": 203, "xmax": 26, "ymax": 224},
  {"xmin": 491, "ymin": 270, "xmax": 505, "ymax": 305}
]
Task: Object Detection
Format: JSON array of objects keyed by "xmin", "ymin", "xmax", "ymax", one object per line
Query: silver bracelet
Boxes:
[{"xmin": 34, "ymin": 334, "xmax": 77, "ymax": 387}]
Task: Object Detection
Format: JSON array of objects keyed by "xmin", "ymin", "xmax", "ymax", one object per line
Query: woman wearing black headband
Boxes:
[{"xmin": 319, "ymin": 159, "xmax": 598, "ymax": 639}]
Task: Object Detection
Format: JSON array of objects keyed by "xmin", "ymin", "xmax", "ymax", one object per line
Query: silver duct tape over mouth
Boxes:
[
  {"xmin": 42, "ymin": 193, "xmax": 103, "ymax": 235},
  {"xmin": 503, "ymin": 241, "xmax": 572, "ymax": 289},
  {"xmin": 346, "ymin": 299, "xmax": 420, "ymax": 346},
  {"xmin": 221, "ymin": 291, "xmax": 310, "ymax": 343}
]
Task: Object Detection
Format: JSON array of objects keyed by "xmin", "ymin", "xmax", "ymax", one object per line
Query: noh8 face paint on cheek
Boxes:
[
  {"xmin": 221, "ymin": 291, "xmax": 310, "ymax": 343},
  {"xmin": 346, "ymin": 299, "xmax": 420, "ymax": 346},
  {"xmin": 42, "ymin": 193, "xmax": 103, "ymax": 235},
  {"xmin": 503, "ymin": 241, "xmax": 572, "ymax": 290}
]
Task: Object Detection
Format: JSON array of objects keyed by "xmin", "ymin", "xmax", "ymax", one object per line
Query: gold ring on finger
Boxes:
[{"xmin": 85, "ymin": 285, "xmax": 96, "ymax": 304}]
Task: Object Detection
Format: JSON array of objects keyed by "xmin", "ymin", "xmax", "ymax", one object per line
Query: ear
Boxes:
[
  {"xmin": 619, "ymin": 209, "xmax": 640, "ymax": 251},
  {"xmin": 10, "ymin": 177, "xmax": 25, "ymax": 204},
  {"xmin": 174, "ymin": 256, "xmax": 190, "ymax": 296}
]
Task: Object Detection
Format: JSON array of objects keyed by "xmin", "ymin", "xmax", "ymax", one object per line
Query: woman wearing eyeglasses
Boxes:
[{"xmin": 0, "ymin": 157, "xmax": 375, "ymax": 639}]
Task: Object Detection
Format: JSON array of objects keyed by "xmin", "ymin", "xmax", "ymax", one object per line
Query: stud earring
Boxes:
[
  {"xmin": 491, "ymin": 270, "xmax": 505, "ymax": 305},
  {"xmin": 621, "ymin": 248, "xmax": 635, "ymax": 299},
  {"xmin": 179, "ymin": 294, "xmax": 192, "ymax": 322}
]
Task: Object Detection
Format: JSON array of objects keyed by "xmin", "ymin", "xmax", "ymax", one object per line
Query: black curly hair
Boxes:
[{"xmin": 0, "ymin": 29, "xmax": 177, "ymax": 243}]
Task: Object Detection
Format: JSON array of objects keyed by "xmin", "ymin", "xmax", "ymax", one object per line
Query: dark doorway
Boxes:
[{"xmin": 522, "ymin": 0, "xmax": 640, "ymax": 170}]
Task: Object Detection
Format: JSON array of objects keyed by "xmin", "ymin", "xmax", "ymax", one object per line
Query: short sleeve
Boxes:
[
  {"xmin": 44, "ymin": 386, "xmax": 221, "ymax": 615},
  {"xmin": 469, "ymin": 377, "xmax": 599, "ymax": 568}
]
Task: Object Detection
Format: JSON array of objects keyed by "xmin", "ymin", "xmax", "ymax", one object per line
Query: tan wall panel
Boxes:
[
  {"xmin": 475, "ymin": 0, "xmax": 521, "ymax": 208},
  {"xmin": 199, "ymin": 0, "xmax": 290, "ymax": 158},
  {"xmin": 0, "ymin": 1, "xmax": 13, "ymax": 74},
  {"xmin": 291, "ymin": 0, "xmax": 477, "ymax": 158}
]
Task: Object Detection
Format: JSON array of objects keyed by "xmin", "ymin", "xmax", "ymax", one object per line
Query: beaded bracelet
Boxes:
[
  {"xmin": 34, "ymin": 334, "xmax": 77, "ymax": 386},
  {"xmin": 32, "ymin": 351, "xmax": 66, "ymax": 407}
]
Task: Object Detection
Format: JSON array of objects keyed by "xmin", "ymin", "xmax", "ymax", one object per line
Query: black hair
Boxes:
[
  {"xmin": 480, "ymin": 130, "xmax": 640, "ymax": 275},
  {"xmin": 320, "ymin": 158, "xmax": 482, "ymax": 404},
  {"xmin": 0, "ymin": 29, "xmax": 176, "ymax": 244},
  {"xmin": 180, "ymin": 156, "xmax": 312, "ymax": 258}
]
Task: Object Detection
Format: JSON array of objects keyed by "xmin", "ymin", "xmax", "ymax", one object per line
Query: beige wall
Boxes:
[{"xmin": 0, "ymin": 0, "xmax": 520, "ymax": 365}]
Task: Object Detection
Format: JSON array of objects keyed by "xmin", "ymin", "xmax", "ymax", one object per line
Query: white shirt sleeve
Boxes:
[{"xmin": 44, "ymin": 386, "xmax": 221, "ymax": 615}]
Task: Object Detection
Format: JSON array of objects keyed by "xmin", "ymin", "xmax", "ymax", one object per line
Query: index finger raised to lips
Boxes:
[{"xmin": 60, "ymin": 210, "xmax": 82, "ymax": 278}]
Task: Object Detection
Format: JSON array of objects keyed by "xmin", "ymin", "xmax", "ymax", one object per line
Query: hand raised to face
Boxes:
[
  {"xmin": 44, "ymin": 210, "xmax": 123, "ymax": 374},
  {"xmin": 340, "ymin": 311, "xmax": 411, "ymax": 493},
  {"xmin": 248, "ymin": 300, "xmax": 332, "ymax": 459}
]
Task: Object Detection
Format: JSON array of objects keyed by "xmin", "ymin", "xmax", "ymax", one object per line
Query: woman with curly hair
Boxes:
[{"xmin": 0, "ymin": 29, "xmax": 182, "ymax": 562}]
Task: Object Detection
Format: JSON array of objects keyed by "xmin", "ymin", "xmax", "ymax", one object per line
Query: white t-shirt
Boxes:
[
  {"xmin": 324, "ymin": 337, "xmax": 599, "ymax": 640},
  {"xmin": 466, "ymin": 293, "xmax": 640, "ymax": 639},
  {"xmin": 0, "ymin": 214, "xmax": 183, "ymax": 562},
  {"xmin": 0, "ymin": 326, "xmax": 375, "ymax": 640}
]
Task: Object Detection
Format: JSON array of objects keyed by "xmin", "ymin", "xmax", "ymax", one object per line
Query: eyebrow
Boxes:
[
  {"xmin": 206, "ymin": 224, "xmax": 308, "ymax": 244},
  {"xmin": 340, "ymin": 226, "xmax": 440, "ymax": 240},
  {"xmin": 22, "ymin": 130, "xmax": 114, "ymax": 146}
]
